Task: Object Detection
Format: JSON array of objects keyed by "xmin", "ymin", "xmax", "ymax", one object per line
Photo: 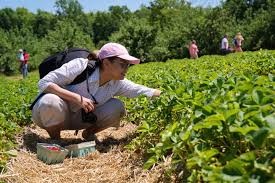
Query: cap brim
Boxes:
[{"xmin": 117, "ymin": 54, "xmax": 140, "ymax": 64}]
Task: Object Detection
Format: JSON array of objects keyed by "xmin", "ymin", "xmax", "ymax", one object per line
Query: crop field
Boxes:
[{"xmin": 0, "ymin": 50, "xmax": 274, "ymax": 182}]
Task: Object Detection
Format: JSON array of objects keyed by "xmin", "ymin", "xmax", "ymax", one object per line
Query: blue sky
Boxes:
[{"xmin": 0, "ymin": 0, "xmax": 221, "ymax": 13}]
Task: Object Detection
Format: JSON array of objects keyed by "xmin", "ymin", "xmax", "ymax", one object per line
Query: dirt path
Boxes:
[{"xmin": 1, "ymin": 122, "xmax": 165, "ymax": 183}]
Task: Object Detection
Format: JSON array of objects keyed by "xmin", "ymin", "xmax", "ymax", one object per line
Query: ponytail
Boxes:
[{"xmin": 87, "ymin": 51, "xmax": 100, "ymax": 61}]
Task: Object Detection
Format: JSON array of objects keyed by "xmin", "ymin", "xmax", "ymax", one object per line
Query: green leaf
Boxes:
[
  {"xmin": 251, "ymin": 127, "xmax": 269, "ymax": 148},
  {"xmin": 224, "ymin": 109, "xmax": 239, "ymax": 120},
  {"xmin": 252, "ymin": 89, "xmax": 263, "ymax": 104},
  {"xmin": 244, "ymin": 111, "xmax": 259, "ymax": 120},
  {"xmin": 223, "ymin": 159, "xmax": 246, "ymax": 176},
  {"xmin": 193, "ymin": 120, "xmax": 222, "ymax": 131},
  {"xmin": 193, "ymin": 114, "xmax": 224, "ymax": 130},
  {"xmin": 254, "ymin": 162, "xmax": 273, "ymax": 174},
  {"xmin": 199, "ymin": 148, "xmax": 219, "ymax": 161},
  {"xmin": 268, "ymin": 73, "xmax": 274, "ymax": 82},
  {"xmin": 239, "ymin": 152, "xmax": 256, "ymax": 162},
  {"xmin": 180, "ymin": 130, "xmax": 191, "ymax": 141},
  {"xmin": 265, "ymin": 114, "xmax": 275, "ymax": 129},
  {"xmin": 202, "ymin": 105, "xmax": 213, "ymax": 115},
  {"xmin": 172, "ymin": 104, "xmax": 185, "ymax": 112},
  {"xmin": 220, "ymin": 173, "xmax": 243, "ymax": 182},
  {"xmin": 205, "ymin": 113, "xmax": 225, "ymax": 122},
  {"xmin": 143, "ymin": 156, "xmax": 158, "ymax": 169},
  {"xmin": 229, "ymin": 126, "xmax": 258, "ymax": 135},
  {"xmin": 195, "ymin": 110, "xmax": 203, "ymax": 118},
  {"xmin": 255, "ymin": 76, "xmax": 268, "ymax": 85},
  {"xmin": 187, "ymin": 156, "xmax": 199, "ymax": 169},
  {"xmin": 6, "ymin": 150, "xmax": 17, "ymax": 157},
  {"xmin": 161, "ymin": 131, "xmax": 172, "ymax": 141}
]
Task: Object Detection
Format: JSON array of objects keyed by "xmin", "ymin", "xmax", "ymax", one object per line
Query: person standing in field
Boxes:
[
  {"xmin": 22, "ymin": 49, "xmax": 29, "ymax": 78},
  {"xmin": 234, "ymin": 32, "xmax": 244, "ymax": 52},
  {"xmin": 189, "ymin": 40, "xmax": 199, "ymax": 59},
  {"xmin": 220, "ymin": 34, "xmax": 232, "ymax": 55},
  {"xmin": 17, "ymin": 49, "xmax": 24, "ymax": 74},
  {"xmin": 31, "ymin": 42, "xmax": 162, "ymax": 140}
]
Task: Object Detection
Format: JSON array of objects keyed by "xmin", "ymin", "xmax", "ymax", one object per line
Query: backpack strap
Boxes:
[
  {"xmin": 69, "ymin": 61, "xmax": 99, "ymax": 85},
  {"xmin": 29, "ymin": 93, "xmax": 46, "ymax": 110}
]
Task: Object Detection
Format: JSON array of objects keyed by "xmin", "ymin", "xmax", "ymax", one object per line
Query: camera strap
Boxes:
[
  {"xmin": 75, "ymin": 67, "xmax": 98, "ymax": 137},
  {"xmin": 86, "ymin": 68, "xmax": 98, "ymax": 104}
]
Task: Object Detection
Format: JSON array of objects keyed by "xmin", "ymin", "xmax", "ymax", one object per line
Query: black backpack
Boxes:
[
  {"xmin": 29, "ymin": 48, "xmax": 99, "ymax": 110},
  {"xmin": 39, "ymin": 48, "xmax": 98, "ymax": 83}
]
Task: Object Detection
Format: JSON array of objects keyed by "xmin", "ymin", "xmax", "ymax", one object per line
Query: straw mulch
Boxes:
[{"xmin": 0, "ymin": 122, "xmax": 171, "ymax": 183}]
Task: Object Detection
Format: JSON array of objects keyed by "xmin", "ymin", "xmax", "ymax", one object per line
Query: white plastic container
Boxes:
[
  {"xmin": 65, "ymin": 141, "xmax": 96, "ymax": 157},
  {"xmin": 37, "ymin": 143, "xmax": 68, "ymax": 164}
]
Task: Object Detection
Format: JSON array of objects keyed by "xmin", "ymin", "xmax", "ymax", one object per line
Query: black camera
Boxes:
[{"xmin": 81, "ymin": 109, "xmax": 97, "ymax": 124}]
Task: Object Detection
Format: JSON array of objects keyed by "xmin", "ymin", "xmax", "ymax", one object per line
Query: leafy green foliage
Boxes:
[
  {"xmin": 124, "ymin": 50, "xmax": 275, "ymax": 181},
  {"xmin": 33, "ymin": 10, "xmax": 56, "ymax": 38},
  {"xmin": 110, "ymin": 18, "xmax": 158, "ymax": 62},
  {"xmin": 55, "ymin": 0, "xmax": 83, "ymax": 18},
  {"xmin": 0, "ymin": 72, "xmax": 39, "ymax": 172},
  {"xmin": 93, "ymin": 6, "xmax": 131, "ymax": 46},
  {"xmin": 42, "ymin": 20, "xmax": 94, "ymax": 54},
  {"xmin": 0, "ymin": 49, "xmax": 274, "ymax": 182}
]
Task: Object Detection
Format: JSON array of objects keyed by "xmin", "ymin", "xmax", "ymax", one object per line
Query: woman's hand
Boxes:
[
  {"xmin": 153, "ymin": 89, "xmax": 161, "ymax": 97},
  {"xmin": 44, "ymin": 83, "xmax": 97, "ymax": 113},
  {"xmin": 79, "ymin": 95, "xmax": 96, "ymax": 113}
]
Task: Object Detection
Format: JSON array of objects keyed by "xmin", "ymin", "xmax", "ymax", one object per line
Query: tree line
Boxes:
[{"xmin": 0, "ymin": 0, "xmax": 274, "ymax": 75}]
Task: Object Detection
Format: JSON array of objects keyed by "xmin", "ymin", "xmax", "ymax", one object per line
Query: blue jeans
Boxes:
[{"xmin": 21, "ymin": 64, "xmax": 28, "ymax": 78}]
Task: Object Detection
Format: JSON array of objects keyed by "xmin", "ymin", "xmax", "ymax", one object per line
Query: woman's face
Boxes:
[{"xmin": 106, "ymin": 57, "xmax": 130, "ymax": 80}]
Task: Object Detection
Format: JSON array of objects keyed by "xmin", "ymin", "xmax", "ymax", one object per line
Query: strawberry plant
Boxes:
[{"xmin": 125, "ymin": 50, "xmax": 275, "ymax": 182}]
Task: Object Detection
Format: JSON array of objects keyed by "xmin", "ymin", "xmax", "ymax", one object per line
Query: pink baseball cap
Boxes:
[{"xmin": 98, "ymin": 43, "xmax": 140, "ymax": 64}]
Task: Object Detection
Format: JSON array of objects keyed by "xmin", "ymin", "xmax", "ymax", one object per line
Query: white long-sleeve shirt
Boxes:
[
  {"xmin": 38, "ymin": 58, "xmax": 155, "ymax": 111},
  {"xmin": 221, "ymin": 37, "xmax": 228, "ymax": 49}
]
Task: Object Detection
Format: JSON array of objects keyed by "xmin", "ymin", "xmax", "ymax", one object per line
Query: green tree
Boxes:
[
  {"xmin": 0, "ymin": 8, "xmax": 17, "ymax": 30},
  {"xmin": 42, "ymin": 20, "xmax": 94, "ymax": 54},
  {"xmin": 92, "ymin": 6, "xmax": 130, "ymax": 46},
  {"xmin": 82, "ymin": 12, "xmax": 95, "ymax": 39},
  {"xmin": 110, "ymin": 18, "xmax": 157, "ymax": 62},
  {"xmin": 241, "ymin": 0, "xmax": 275, "ymax": 50},
  {"xmin": 14, "ymin": 7, "xmax": 35, "ymax": 30},
  {"xmin": 222, "ymin": 0, "xmax": 270, "ymax": 21},
  {"xmin": 222, "ymin": 0, "xmax": 250, "ymax": 20},
  {"xmin": 55, "ymin": 0, "xmax": 83, "ymax": 18},
  {"xmin": 148, "ymin": 0, "xmax": 188, "ymax": 28},
  {"xmin": 32, "ymin": 10, "xmax": 56, "ymax": 38},
  {"xmin": 0, "ymin": 28, "xmax": 14, "ymax": 74},
  {"xmin": 54, "ymin": 0, "xmax": 96, "ymax": 43},
  {"xmin": 0, "ymin": 7, "xmax": 34, "ymax": 31}
]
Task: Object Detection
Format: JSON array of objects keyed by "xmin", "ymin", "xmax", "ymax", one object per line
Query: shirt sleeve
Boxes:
[
  {"xmin": 115, "ymin": 79, "xmax": 156, "ymax": 98},
  {"xmin": 38, "ymin": 58, "xmax": 88, "ymax": 92}
]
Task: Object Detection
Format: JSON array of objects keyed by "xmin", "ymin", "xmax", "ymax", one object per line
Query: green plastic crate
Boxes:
[
  {"xmin": 65, "ymin": 141, "xmax": 96, "ymax": 157},
  {"xmin": 37, "ymin": 143, "xmax": 69, "ymax": 164}
]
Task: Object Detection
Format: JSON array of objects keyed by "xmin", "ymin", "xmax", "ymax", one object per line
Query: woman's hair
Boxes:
[
  {"xmin": 87, "ymin": 50, "xmax": 100, "ymax": 62},
  {"xmin": 104, "ymin": 56, "xmax": 117, "ymax": 63},
  {"xmin": 235, "ymin": 32, "xmax": 243, "ymax": 40}
]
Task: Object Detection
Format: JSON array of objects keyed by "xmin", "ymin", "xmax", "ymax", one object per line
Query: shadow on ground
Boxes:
[{"xmin": 21, "ymin": 128, "xmax": 138, "ymax": 154}]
